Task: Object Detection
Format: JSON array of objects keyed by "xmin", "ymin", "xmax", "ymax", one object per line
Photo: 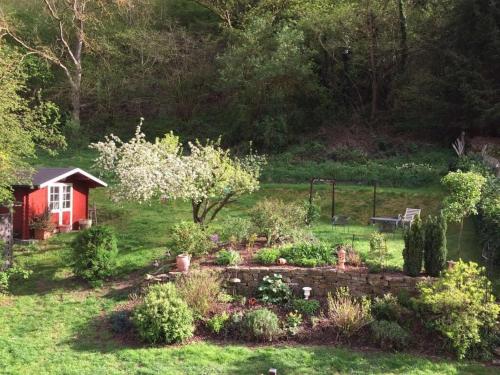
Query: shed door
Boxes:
[{"xmin": 48, "ymin": 183, "xmax": 73, "ymax": 226}]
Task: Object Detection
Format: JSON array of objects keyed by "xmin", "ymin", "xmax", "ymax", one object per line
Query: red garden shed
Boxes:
[{"xmin": 5, "ymin": 167, "xmax": 107, "ymax": 240}]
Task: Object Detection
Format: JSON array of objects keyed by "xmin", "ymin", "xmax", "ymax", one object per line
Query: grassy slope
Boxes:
[{"xmin": 0, "ymin": 150, "xmax": 494, "ymax": 374}]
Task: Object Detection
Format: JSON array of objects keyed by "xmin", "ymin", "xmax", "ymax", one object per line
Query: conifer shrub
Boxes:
[
  {"xmin": 402, "ymin": 216, "xmax": 424, "ymax": 276},
  {"xmin": 423, "ymin": 214, "xmax": 447, "ymax": 276},
  {"xmin": 71, "ymin": 225, "xmax": 118, "ymax": 286}
]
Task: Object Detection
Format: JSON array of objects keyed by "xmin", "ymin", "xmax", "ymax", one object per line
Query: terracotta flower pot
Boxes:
[
  {"xmin": 176, "ymin": 254, "xmax": 191, "ymax": 273},
  {"xmin": 58, "ymin": 225, "xmax": 72, "ymax": 233},
  {"xmin": 79, "ymin": 219, "xmax": 92, "ymax": 230},
  {"xmin": 34, "ymin": 228, "xmax": 52, "ymax": 241}
]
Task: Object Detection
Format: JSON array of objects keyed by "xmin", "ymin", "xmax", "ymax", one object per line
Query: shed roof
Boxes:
[{"xmin": 18, "ymin": 167, "xmax": 107, "ymax": 188}]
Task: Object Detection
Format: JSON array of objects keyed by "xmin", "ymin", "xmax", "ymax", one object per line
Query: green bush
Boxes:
[
  {"xmin": 254, "ymin": 247, "xmax": 281, "ymax": 265},
  {"xmin": 109, "ymin": 310, "xmax": 133, "ymax": 334},
  {"xmin": 241, "ymin": 308, "xmax": 282, "ymax": 341},
  {"xmin": 402, "ymin": 216, "xmax": 424, "ymax": 276},
  {"xmin": 206, "ymin": 312, "xmax": 230, "ymax": 334},
  {"xmin": 215, "ymin": 249, "xmax": 242, "ymax": 266},
  {"xmin": 423, "ymin": 214, "xmax": 447, "ymax": 276},
  {"xmin": 220, "ymin": 217, "xmax": 254, "ymax": 242},
  {"xmin": 289, "ymin": 298, "xmax": 320, "ymax": 316},
  {"xmin": 251, "ymin": 198, "xmax": 306, "ymax": 245},
  {"xmin": 369, "ymin": 232, "xmax": 389, "ymax": 269},
  {"xmin": 284, "ymin": 311, "xmax": 303, "ymax": 335},
  {"xmin": 133, "ymin": 283, "xmax": 194, "ymax": 344},
  {"xmin": 279, "ymin": 242, "xmax": 334, "ymax": 267},
  {"xmin": 258, "ymin": 273, "xmax": 291, "ymax": 304},
  {"xmin": 168, "ymin": 221, "xmax": 214, "ymax": 256},
  {"xmin": 303, "ymin": 197, "xmax": 321, "ymax": 225},
  {"xmin": 416, "ymin": 261, "xmax": 500, "ymax": 359},
  {"xmin": 372, "ymin": 293, "xmax": 410, "ymax": 323},
  {"xmin": 71, "ymin": 226, "xmax": 118, "ymax": 286},
  {"xmin": 371, "ymin": 320, "xmax": 410, "ymax": 350}
]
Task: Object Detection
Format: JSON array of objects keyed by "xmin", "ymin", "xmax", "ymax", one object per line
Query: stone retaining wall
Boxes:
[{"xmin": 220, "ymin": 266, "xmax": 434, "ymax": 299}]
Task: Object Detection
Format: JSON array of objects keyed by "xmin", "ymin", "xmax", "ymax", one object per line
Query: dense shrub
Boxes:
[
  {"xmin": 279, "ymin": 242, "xmax": 334, "ymax": 267},
  {"xmin": 371, "ymin": 320, "xmax": 410, "ymax": 350},
  {"xmin": 289, "ymin": 298, "xmax": 320, "ymax": 316},
  {"xmin": 206, "ymin": 312, "xmax": 230, "ymax": 334},
  {"xmin": 327, "ymin": 287, "xmax": 372, "ymax": 338},
  {"xmin": 372, "ymin": 293, "xmax": 410, "ymax": 323},
  {"xmin": 254, "ymin": 247, "xmax": 281, "ymax": 265},
  {"xmin": 133, "ymin": 283, "xmax": 195, "ymax": 344},
  {"xmin": 423, "ymin": 214, "xmax": 447, "ymax": 276},
  {"xmin": 175, "ymin": 270, "xmax": 222, "ymax": 319},
  {"xmin": 241, "ymin": 308, "xmax": 282, "ymax": 341},
  {"xmin": 251, "ymin": 198, "xmax": 306, "ymax": 245},
  {"xmin": 168, "ymin": 221, "xmax": 214, "ymax": 256},
  {"xmin": 71, "ymin": 226, "xmax": 118, "ymax": 286},
  {"xmin": 215, "ymin": 249, "xmax": 242, "ymax": 266},
  {"xmin": 402, "ymin": 216, "xmax": 424, "ymax": 276},
  {"xmin": 258, "ymin": 274, "xmax": 291, "ymax": 304},
  {"xmin": 477, "ymin": 176, "xmax": 500, "ymax": 265},
  {"xmin": 416, "ymin": 261, "xmax": 500, "ymax": 359},
  {"xmin": 220, "ymin": 217, "xmax": 254, "ymax": 243}
]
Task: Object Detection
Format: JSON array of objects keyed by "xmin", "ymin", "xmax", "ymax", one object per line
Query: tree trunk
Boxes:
[
  {"xmin": 70, "ymin": 81, "xmax": 81, "ymax": 124},
  {"xmin": 368, "ymin": 10, "xmax": 378, "ymax": 120},
  {"xmin": 397, "ymin": 0, "xmax": 408, "ymax": 71}
]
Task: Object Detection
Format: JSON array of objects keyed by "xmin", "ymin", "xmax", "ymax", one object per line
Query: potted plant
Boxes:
[{"xmin": 29, "ymin": 209, "xmax": 56, "ymax": 240}]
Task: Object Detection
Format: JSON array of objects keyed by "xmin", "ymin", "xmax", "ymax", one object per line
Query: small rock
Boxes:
[
  {"xmin": 277, "ymin": 258, "xmax": 287, "ymax": 265},
  {"xmin": 492, "ymin": 359, "xmax": 500, "ymax": 366},
  {"xmin": 493, "ymin": 347, "xmax": 500, "ymax": 357}
]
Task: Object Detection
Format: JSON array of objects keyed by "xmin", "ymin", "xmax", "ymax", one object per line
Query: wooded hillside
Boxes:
[{"xmin": 1, "ymin": 0, "xmax": 498, "ymax": 151}]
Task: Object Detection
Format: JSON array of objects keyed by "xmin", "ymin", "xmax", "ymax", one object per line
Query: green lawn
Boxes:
[{"xmin": 1, "ymin": 150, "xmax": 495, "ymax": 374}]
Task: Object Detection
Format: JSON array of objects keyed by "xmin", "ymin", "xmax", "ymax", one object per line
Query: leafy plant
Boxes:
[
  {"xmin": 372, "ymin": 293, "xmax": 410, "ymax": 323},
  {"xmin": 303, "ymin": 195, "xmax": 321, "ymax": 225},
  {"xmin": 371, "ymin": 320, "xmax": 410, "ymax": 350},
  {"xmin": 109, "ymin": 310, "xmax": 133, "ymax": 334},
  {"xmin": 327, "ymin": 287, "xmax": 372, "ymax": 338},
  {"xmin": 221, "ymin": 217, "xmax": 253, "ymax": 243},
  {"xmin": 423, "ymin": 214, "xmax": 447, "ymax": 276},
  {"xmin": 206, "ymin": 312, "xmax": 230, "ymax": 334},
  {"xmin": 284, "ymin": 311, "xmax": 303, "ymax": 336},
  {"xmin": 369, "ymin": 232, "xmax": 389, "ymax": 269},
  {"xmin": 416, "ymin": 261, "xmax": 500, "ymax": 359},
  {"xmin": 168, "ymin": 221, "xmax": 214, "ymax": 257},
  {"xmin": 71, "ymin": 226, "xmax": 118, "ymax": 286},
  {"xmin": 175, "ymin": 270, "xmax": 221, "ymax": 319},
  {"xmin": 29, "ymin": 208, "xmax": 56, "ymax": 231},
  {"xmin": 241, "ymin": 308, "xmax": 282, "ymax": 342},
  {"xmin": 254, "ymin": 247, "xmax": 281, "ymax": 265},
  {"xmin": 215, "ymin": 249, "xmax": 242, "ymax": 266},
  {"xmin": 279, "ymin": 242, "xmax": 334, "ymax": 267},
  {"xmin": 289, "ymin": 298, "xmax": 320, "ymax": 316},
  {"xmin": 133, "ymin": 283, "xmax": 195, "ymax": 344},
  {"xmin": 258, "ymin": 274, "xmax": 291, "ymax": 304},
  {"xmin": 402, "ymin": 215, "xmax": 424, "ymax": 276},
  {"xmin": 0, "ymin": 265, "xmax": 32, "ymax": 294},
  {"xmin": 251, "ymin": 198, "xmax": 306, "ymax": 245}
]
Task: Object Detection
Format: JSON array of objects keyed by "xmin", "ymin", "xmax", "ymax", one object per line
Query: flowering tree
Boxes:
[{"xmin": 91, "ymin": 121, "xmax": 265, "ymax": 225}]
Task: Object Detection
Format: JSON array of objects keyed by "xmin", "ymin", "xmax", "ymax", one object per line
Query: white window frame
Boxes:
[{"xmin": 47, "ymin": 183, "xmax": 73, "ymax": 226}]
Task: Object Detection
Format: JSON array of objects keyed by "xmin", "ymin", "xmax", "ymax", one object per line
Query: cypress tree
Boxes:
[
  {"xmin": 424, "ymin": 213, "xmax": 447, "ymax": 277},
  {"xmin": 403, "ymin": 215, "xmax": 424, "ymax": 276}
]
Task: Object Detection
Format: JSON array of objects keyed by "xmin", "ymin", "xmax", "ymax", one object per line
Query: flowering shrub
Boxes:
[
  {"xmin": 416, "ymin": 261, "xmax": 500, "ymax": 359},
  {"xmin": 91, "ymin": 123, "xmax": 265, "ymax": 225},
  {"xmin": 258, "ymin": 274, "xmax": 291, "ymax": 304}
]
